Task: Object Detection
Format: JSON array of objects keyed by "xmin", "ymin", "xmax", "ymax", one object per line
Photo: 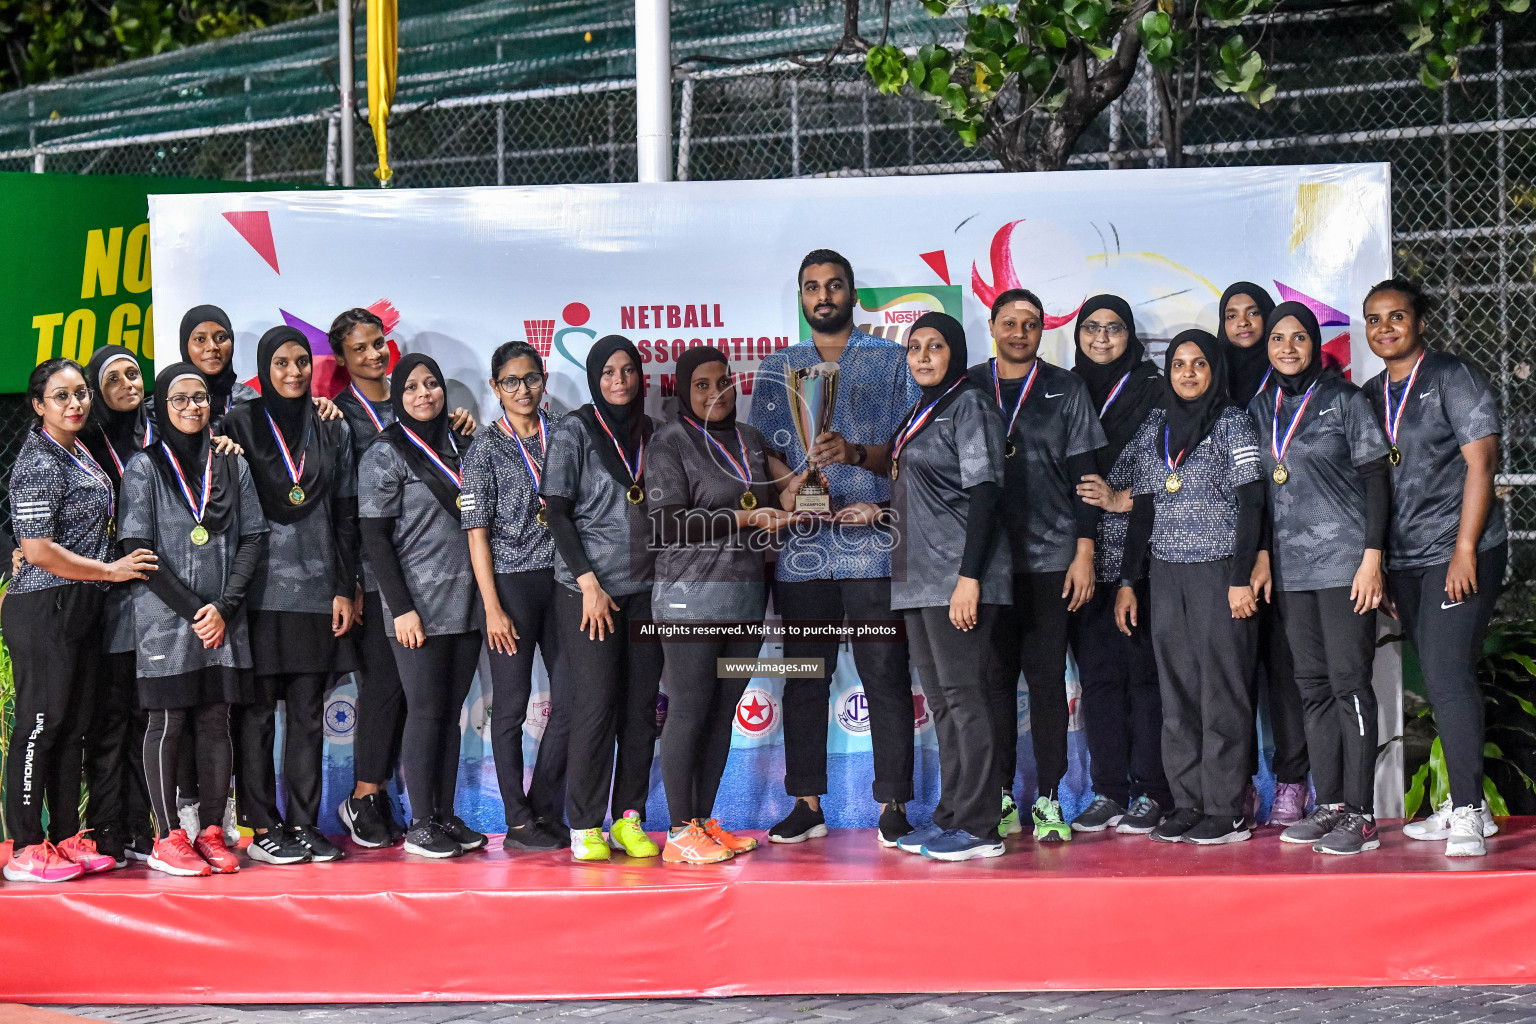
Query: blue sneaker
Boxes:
[
  {"xmin": 895, "ymin": 823, "xmax": 943, "ymax": 855},
  {"xmin": 921, "ymin": 828, "xmax": 1006, "ymax": 862}
]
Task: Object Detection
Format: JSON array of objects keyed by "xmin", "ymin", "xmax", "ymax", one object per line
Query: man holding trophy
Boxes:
[{"xmin": 750, "ymin": 249, "xmax": 922, "ymax": 848}]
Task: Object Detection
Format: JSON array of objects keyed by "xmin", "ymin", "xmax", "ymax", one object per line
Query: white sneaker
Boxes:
[
  {"xmin": 223, "ymin": 795, "xmax": 241, "ymax": 846},
  {"xmin": 1445, "ymin": 805, "xmax": 1488, "ymax": 857},
  {"xmin": 176, "ymin": 802, "xmax": 199, "ymax": 839},
  {"xmin": 1404, "ymin": 799, "xmax": 1498, "ymax": 840}
]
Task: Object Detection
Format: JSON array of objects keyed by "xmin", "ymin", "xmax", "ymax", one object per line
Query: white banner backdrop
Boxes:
[{"xmin": 149, "ymin": 164, "xmax": 1400, "ymax": 832}]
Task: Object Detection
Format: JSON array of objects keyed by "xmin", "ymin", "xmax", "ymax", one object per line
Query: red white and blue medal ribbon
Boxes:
[
  {"xmin": 1254, "ymin": 366, "xmax": 1274, "ymax": 398},
  {"xmin": 350, "ymin": 383, "xmax": 387, "ymax": 432},
  {"xmin": 264, "ymin": 410, "xmax": 308, "ymax": 504},
  {"xmin": 1382, "ymin": 350, "xmax": 1424, "ymax": 467},
  {"xmin": 687, "ymin": 420, "xmax": 757, "ymax": 509},
  {"xmin": 43, "ymin": 430, "xmax": 115, "ymax": 531},
  {"xmin": 1162, "ymin": 425, "xmax": 1187, "ymax": 493},
  {"xmin": 399, "ymin": 422, "xmax": 463, "ymax": 502},
  {"xmin": 162, "ymin": 443, "xmax": 214, "ymax": 543},
  {"xmin": 499, "ymin": 412, "xmax": 550, "ymax": 524},
  {"xmin": 1269, "ymin": 381, "xmax": 1317, "ymax": 485},
  {"xmin": 593, "ymin": 407, "xmax": 646, "ymax": 503},
  {"xmin": 991, "ymin": 358, "xmax": 1039, "ymax": 439},
  {"xmin": 892, "ymin": 378, "xmax": 964, "ymax": 477},
  {"xmin": 1098, "ymin": 372, "xmax": 1131, "ymax": 418}
]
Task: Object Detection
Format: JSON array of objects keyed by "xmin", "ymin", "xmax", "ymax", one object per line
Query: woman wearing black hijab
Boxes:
[
  {"xmin": 648, "ymin": 344, "xmax": 791, "ymax": 864},
  {"xmin": 79, "ymin": 345, "xmax": 156, "ymax": 865},
  {"xmin": 1217, "ymin": 281, "xmax": 1309, "ymax": 827},
  {"xmin": 1068, "ymin": 296, "xmax": 1174, "ymax": 836},
  {"xmin": 541, "ymin": 335, "xmax": 663, "ymax": 863},
  {"xmin": 883, "ymin": 313, "xmax": 1011, "ymax": 861},
  {"xmin": 358, "ymin": 353, "xmax": 486, "ymax": 860},
  {"xmin": 118, "ymin": 364, "xmax": 269, "ymax": 875},
  {"xmin": 1115, "ymin": 329, "xmax": 1266, "ymax": 845},
  {"xmin": 221, "ymin": 326, "xmax": 359, "ymax": 866},
  {"xmin": 176, "ymin": 306, "xmax": 258, "ymax": 432},
  {"xmin": 1218, "ymin": 283, "xmax": 1278, "ymax": 408},
  {"xmin": 1249, "ymin": 302, "xmax": 1390, "ymax": 855}
]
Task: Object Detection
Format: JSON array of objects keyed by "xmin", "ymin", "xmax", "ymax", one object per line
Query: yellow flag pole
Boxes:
[{"xmin": 366, "ymin": 0, "xmax": 397, "ymax": 186}]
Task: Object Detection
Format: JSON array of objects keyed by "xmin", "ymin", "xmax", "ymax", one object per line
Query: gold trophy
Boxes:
[{"xmin": 787, "ymin": 361, "xmax": 839, "ymax": 514}]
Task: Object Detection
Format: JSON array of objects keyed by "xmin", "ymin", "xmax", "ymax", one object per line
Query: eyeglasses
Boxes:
[
  {"xmin": 167, "ymin": 392, "xmax": 211, "ymax": 410},
  {"xmin": 1082, "ymin": 323, "xmax": 1128, "ymax": 339},
  {"xmin": 494, "ymin": 372, "xmax": 546, "ymax": 394},
  {"xmin": 47, "ymin": 388, "xmax": 92, "ymax": 407}
]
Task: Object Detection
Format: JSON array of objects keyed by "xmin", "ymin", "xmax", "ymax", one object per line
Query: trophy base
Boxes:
[{"xmin": 794, "ymin": 492, "xmax": 831, "ymax": 514}]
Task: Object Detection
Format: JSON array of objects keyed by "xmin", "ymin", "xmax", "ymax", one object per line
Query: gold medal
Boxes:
[
  {"xmin": 1164, "ymin": 472, "xmax": 1182, "ymax": 494},
  {"xmin": 1005, "ymin": 439, "xmax": 1017, "ymax": 459},
  {"xmin": 889, "ymin": 459, "xmax": 899, "ymax": 482},
  {"xmin": 626, "ymin": 484, "xmax": 645, "ymax": 505},
  {"xmin": 106, "ymin": 516, "xmax": 117, "ymax": 540},
  {"xmin": 1272, "ymin": 463, "xmax": 1289, "ymax": 485},
  {"xmin": 1388, "ymin": 445, "xmax": 1402, "ymax": 467},
  {"xmin": 740, "ymin": 491, "xmax": 758, "ymax": 511},
  {"xmin": 536, "ymin": 504, "xmax": 549, "ymax": 527},
  {"xmin": 288, "ymin": 485, "xmax": 305, "ymax": 505},
  {"xmin": 455, "ymin": 494, "xmax": 463, "ymax": 510},
  {"xmin": 190, "ymin": 524, "xmax": 210, "ymax": 546}
]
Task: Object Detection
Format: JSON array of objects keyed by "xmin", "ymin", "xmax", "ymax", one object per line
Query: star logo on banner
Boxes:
[{"xmin": 734, "ymin": 688, "xmax": 779, "ymax": 735}]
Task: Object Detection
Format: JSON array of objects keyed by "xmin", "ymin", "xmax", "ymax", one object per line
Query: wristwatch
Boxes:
[{"xmin": 853, "ymin": 443, "xmax": 868, "ymax": 466}]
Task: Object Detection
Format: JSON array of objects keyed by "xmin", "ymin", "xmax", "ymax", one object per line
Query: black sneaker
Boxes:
[
  {"xmin": 503, "ymin": 820, "xmax": 564, "ymax": 851},
  {"xmin": 1150, "ymin": 808, "xmax": 1203, "ymax": 843},
  {"xmin": 876, "ymin": 804, "xmax": 914, "ymax": 848},
  {"xmin": 1182, "ymin": 814, "xmax": 1251, "ymax": 845},
  {"xmin": 1281, "ymin": 803, "xmax": 1346, "ymax": 845},
  {"xmin": 124, "ymin": 833, "xmax": 156, "ymax": 863},
  {"xmin": 404, "ymin": 819, "xmax": 460, "ymax": 859},
  {"xmin": 338, "ymin": 796, "xmax": 391, "ymax": 849},
  {"xmin": 290, "ymin": 824, "xmax": 345, "ymax": 862},
  {"xmin": 378, "ymin": 793, "xmax": 405, "ymax": 845},
  {"xmin": 438, "ymin": 815, "xmax": 488, "ymax": 853},
  {"xmin": 1314, "ymin": 812, "xmax": 1380, "ymax": 856},
  {"xmin": 536, "ymin": 818, "xmax": 568, "ymax": 846},
  {"xmin": 247, "ymin": 829, "xmax": 312, "ymax": 865},
  {"xmin": 1116, "ymin": 795, "xmax": 1165, "ymax": 835},
  {"xmin": 1071, "ymin": 795, "xmax": 1125, "ymax": 833},
  {"xmin": 92, "ymin": 825, "xmax": 129, "ymax": 869},
  {"xmin": 768, "ymin": 799, "xmax": 828, "ymax": 844}
]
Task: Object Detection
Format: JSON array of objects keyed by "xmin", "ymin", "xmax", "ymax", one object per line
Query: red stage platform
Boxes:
[{"xmin": 5, "ymin": 819, "xmax": 1536, "ymax": 1002}]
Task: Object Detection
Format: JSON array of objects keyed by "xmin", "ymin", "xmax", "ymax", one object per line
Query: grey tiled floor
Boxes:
[{"xmin": 48, "ymin": 989, "xmax": 1536, "ymax": 1024}]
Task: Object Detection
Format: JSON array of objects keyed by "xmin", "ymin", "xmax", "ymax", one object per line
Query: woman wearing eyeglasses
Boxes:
[
  {"xmin": 461, "ymin": 341, "xmax": 570, "ymax": 851},
  {"xmin": 3, "ymin": 358, "xmax": 158, "ymax": 883},
  {"xmin": 541, "ymin": 335, "xmax": 662, "ymax": 863},
  {"xmin": 221, "ymin": 327, "xmax": 360, "ymax": 866},
  {"xmin": 118, "ymin": 364, "xmax": 270, "ymax": 876},
  {"xmin": 359, "ymin": 354, "xmax": 486, "ymax": 859}
]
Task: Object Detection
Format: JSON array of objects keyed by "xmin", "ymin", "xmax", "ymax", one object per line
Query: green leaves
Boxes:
[
  {"xmin": 1209, "ymin": 31, "xmax": 1275, "ymax": 107},
  {"xmin": 1400, "ymin": 0, "xmax": 1523, "ymax": 88}
]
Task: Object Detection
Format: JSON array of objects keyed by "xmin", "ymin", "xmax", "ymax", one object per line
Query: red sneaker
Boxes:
[
  {"xmin": 703, "ymin": 818, "xmax": 759, "ymax": 853},
  {"xmin": 146, "ymin": 829, "xmax": 212, "ymax": 877},
  {"xmin": 3, "ymin": 841, "xmax": 85, "ymax": 883},
  {"xmin": 57, "ymin": 831, "xmax": 119, "ymax": 873},
  {"xmin": 193, "ymin": 825, "xmax": 240, "ymax": 874}
]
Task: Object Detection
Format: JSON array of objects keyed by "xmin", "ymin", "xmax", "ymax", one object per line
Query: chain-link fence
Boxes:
[{"xmin": 0, "ymin": 4, "xmax": 1530, "ymax": 594}]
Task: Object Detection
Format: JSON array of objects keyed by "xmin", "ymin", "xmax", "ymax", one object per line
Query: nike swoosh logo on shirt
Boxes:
[
  {"xmin": 1044, "ymin": 392, "xmax": 1063, "ymax": 399},
  {"xmin": 1318, "ymin": 408, "xmax": 1336, "ymax": 416},
  {"xmin": 1441, "ymin": 600, "xmax": 1464, "ymax": 610},
  {"xmin": 1419, "ymin": 390, "xmax": 1437, "ymax": 400}
]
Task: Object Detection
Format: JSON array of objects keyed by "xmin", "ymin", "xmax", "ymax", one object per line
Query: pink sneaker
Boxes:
[
  {"xmin": 57, "ymin": 831, "xmax": 119, "ymax": 873},
  {"xmin": 1270, "ymin": 782, "xmax": 1308, "ymax": 827},
  {"xmin": 3, "ymin": 841, "xmax": 86, "ymax": 883}
]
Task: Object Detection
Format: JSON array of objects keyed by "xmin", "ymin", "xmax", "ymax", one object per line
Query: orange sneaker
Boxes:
[
  {"xmin": 147, "ymin": 829, "xmax": 213, "ymax": 877},
  {"xmin": 57, "ymin": 831, "xmax": 118, "ymax": 873},
  {"xmin": 662, "ymin": 821, "xmax": 732, "ymax": 865},
  {"xmin": 193, "ymin": 825, "xmax": 241, "ymax": 874},
  {"xmin": 702, "ymin": 818, "xmax": 758, "ymax": 853}
]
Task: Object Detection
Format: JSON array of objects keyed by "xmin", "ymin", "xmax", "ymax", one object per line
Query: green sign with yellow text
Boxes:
[{"xmin": 0, "ymin": 172, "xmax": 303, "ymax": 393}]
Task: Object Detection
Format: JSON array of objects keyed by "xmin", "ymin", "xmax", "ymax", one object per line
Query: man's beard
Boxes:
[{"xmin": 804, "ymin": 300, "xmax": 853, "ymax": 333}]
